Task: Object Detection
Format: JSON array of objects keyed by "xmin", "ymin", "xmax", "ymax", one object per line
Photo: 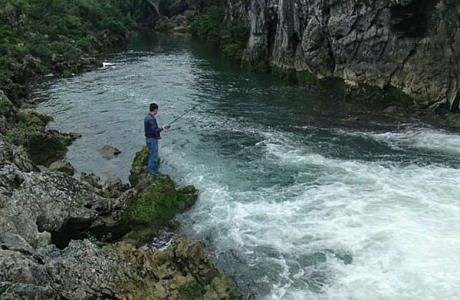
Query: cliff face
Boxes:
[{"xmin": 228, "ymin": 0, "xmax": 460, "ymax": 112}]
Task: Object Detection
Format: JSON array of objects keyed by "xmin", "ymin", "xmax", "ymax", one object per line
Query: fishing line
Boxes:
[{"xmin": 168, "ymin": 103, "xmax": 199, "ymax": 125}]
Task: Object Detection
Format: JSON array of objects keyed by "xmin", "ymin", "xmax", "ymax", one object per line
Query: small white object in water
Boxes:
[{"xmin": 102, "ymin": 62, "xmax": 115, "ymax": 68}]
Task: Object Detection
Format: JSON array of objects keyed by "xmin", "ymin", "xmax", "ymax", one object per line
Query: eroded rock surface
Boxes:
[
  {"xmin": 0, "ymin": 138, "xmax": 239, "ymax": 299},
  {"xmin": 230, "ymin": 0, "xmax": 460, "ymax": 112}
]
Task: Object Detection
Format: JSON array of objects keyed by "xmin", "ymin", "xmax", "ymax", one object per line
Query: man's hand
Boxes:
[{"xmin": 162, "ymin": 124, "xmax": 171, "ymax": 130}]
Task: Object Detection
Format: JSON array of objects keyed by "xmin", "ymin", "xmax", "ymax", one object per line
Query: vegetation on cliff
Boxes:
[
  {"xmin": 162, "ymin": 0, "xmax": 249, "ymax": 60},
  {"xmin": 0, "ymin": 0, "xmax": 152, "ymax": 101}
]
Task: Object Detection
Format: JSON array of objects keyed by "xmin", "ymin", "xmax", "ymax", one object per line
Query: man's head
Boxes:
[{"xmin": 149, "ymin": 103, "xmax": 159, "ymax": 116}]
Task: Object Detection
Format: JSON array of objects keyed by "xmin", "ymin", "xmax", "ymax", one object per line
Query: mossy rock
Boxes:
[
  {"xmin": 49, "ymin": 160, "xmax": 75, "ymax": 176},
  {"xmin": 6, "ymin": 125, "xmax": 74, "ymax": 166},
  {"xmin": 124, "ymin": 175, "xmax": 197, "ymax": 227},
  {"xmin": 129, "ymin": 146, "xmax": 149, "ymax": 187},
  {"xmin": 17, "ymin": 110, "xmax": 54, "ymax": 128},
  {"xmin": 113, "ymin": 238, "xmax": 241, "ymax": 299},
  {"xmin": 0, "ymin": 90, "xmax": 17, "ymax": 119}
]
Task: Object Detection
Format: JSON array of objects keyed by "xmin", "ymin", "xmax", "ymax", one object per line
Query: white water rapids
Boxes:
[{"xmin": 37, "ymin": 34, "xmax": 460, "ymax": 299}]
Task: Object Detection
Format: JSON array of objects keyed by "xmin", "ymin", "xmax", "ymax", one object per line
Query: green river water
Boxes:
[{"xmin": 37, "ymin": 34, "xmax": 460, "ymax": 300}]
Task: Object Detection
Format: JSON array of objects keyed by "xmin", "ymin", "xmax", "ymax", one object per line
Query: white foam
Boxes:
[
  {"xmin": 166, "ymin": 125, "xmax": 460, "ymax": 300},
  {"xmin": 350, "ymin": 127, "xmax": 460, "ymax": 155}
]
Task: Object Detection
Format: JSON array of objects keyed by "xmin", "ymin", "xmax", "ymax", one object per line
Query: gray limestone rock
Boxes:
[
  {"xmin": 231, "ymin": 0, "xmax": 460, "ymax": 112},
  {"xmin": 48, "ymin": 160, "xmax": 75, "ymax": 176}
]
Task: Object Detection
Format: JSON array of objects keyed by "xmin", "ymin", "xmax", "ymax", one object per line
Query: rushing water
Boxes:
[{"xmin": 37, "ymin": 34, "xmax": 460, "ymax": 299}]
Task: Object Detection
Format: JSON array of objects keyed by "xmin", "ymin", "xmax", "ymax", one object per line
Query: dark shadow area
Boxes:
[{"xmin": 390, "ymin": 0, "xmax": 439, "ymax": 38}]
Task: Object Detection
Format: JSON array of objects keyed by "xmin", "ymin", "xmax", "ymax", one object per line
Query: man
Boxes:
[{"xmin": 144, "ymin": 103, "xmax": 170, "ymax": 176}]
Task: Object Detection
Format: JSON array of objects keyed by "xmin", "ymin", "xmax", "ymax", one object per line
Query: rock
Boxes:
[
  {"xmin": 383, "ymin": 105, "xmax": 406, "ymax": 115},
  {"xmin": 6, "ymin": 125, "xmax": 75, "ymax": 166},
  {"xmin": 232, "ymin": 0, "xmax": 460, "ymax": 112},
  {"xmin": 0, "ymin": 136, "xmax": 34, "ymax": 172},
  {"xmin": 98, "ymin": 144, "xmax": 121, "ymax": 159},
  {"xmin": 0, "ymin": 90, "xmax": 17, "ymax": 120},
  {"xmin": 129, "ymin": 146, "xmax": 149, "ymax": 187},
  {"xmin": 171, "ymin": 15, "xmax": 187, "ymax": 27},
  {"xmin": 0, "ymin": 141, "xmax": 239, "ymax": 299},
  {"xmin": 80, "ymin": 172, "xmax": 101, "ymax": 188},
  {"xmin": 48, "ymin": 160, "xmax": 75, "ymax": 176},
  {"xmin": 172, "ymin": 26, "xmax": 189, "ymax": 33},
  {"xmin": 101, "ymin": 176, "xmax": 126, "ymax": 198},
  {"xmin": 155, "ymin": 16, "xmax": 173, "ymax": 31},
  {"xmin": 114, "ymin": 238, "xmax": 240, "ymax": 299}
]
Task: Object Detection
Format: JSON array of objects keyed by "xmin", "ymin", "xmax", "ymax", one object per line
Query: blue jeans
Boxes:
[{"xmin": 146, "ymin": 138, "xmax": 159, "ymax": 175}]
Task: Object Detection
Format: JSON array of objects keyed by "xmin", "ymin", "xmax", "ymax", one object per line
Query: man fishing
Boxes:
[{"xmin": 144, "ymin": 102, "xmax": 170, "ymax": 176}]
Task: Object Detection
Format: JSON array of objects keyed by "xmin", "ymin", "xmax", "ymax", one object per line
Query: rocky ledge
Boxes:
[
  {"xmin": 0, "ymin": 135, "xmax": 239, "ymax": 298},
  {"xmin": 226, "ymin": 0, "xmax": 460, "ymax": 113}
]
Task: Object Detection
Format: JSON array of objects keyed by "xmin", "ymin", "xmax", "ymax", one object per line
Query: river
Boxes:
[{"xmin": 37, "ymin": 34, "xmax": 460, "ymax": 300}]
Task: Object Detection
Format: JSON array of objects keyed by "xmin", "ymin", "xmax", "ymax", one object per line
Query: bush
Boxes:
[{"xmin": 0, "ymin": 0, "xmax": 147, "ymax": 101}]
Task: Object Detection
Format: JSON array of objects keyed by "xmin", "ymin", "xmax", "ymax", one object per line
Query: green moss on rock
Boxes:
[
  {"xmin": 5, "ymin": 123, "xmax": 75, "ymax": 166},
  {"xmin": 129, "ymin": 145, "xmax": 149, "ymax": 186},
  {"xmin": 16, "ymin": 110, "xmax": 54, "ymax": 128},
  {"xmin": 124, "ymin": 175, "xmax": 197, "ymax": 227}
]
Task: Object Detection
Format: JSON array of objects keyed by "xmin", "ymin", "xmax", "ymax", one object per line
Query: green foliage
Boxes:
[
  {"xmin": 189, "ymin": 2, "xmax": 249, "ymax": 61},
  {"xmin": 0, "ymin": 0, "xmax": 148, "ymax": 100}
]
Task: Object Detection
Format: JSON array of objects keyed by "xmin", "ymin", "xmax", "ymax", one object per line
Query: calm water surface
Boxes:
[{"xmin": 37, "ymin": 34, "xmax": 460, "ymax": 300}]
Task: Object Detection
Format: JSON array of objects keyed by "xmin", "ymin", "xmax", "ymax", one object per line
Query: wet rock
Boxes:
[
  {"xmin": 98, "ymin": 144, "xmax": 121, "ymax": 159},
  {"xmin": 102, "ymin": 176, "xmax": 126, "ymax": 198},
  {"xmin": 80, "ymin": 172, "xmax": 101, "ymax": 188},
  {"xmin": 129, "ymin": 145, "xmax": 149, "ymax": 187},
  {"xmin": 121, "ymin": 174, "xmax": 198, "ymax": 245},
  {"xmin": 114, "ymin": 238, "xmax": 240, "ymax": 299},
  {"xmin": 48, "ymin": 160, "xmax": 75, "ymax": 176}
]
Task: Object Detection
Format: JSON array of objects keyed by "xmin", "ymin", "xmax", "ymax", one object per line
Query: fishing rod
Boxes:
[{"xmin": 168, "ymin": 103, "xmax": 199, "ymax": 125}]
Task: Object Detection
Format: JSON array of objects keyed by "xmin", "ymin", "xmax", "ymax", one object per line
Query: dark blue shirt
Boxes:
[{"xmin": 144, "ymin": 114, "xmax": 162, "ymax": 139}]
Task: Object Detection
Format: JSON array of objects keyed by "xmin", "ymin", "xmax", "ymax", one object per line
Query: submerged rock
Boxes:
[{"xmin": 98, "ymin": 144, "xmax": 121, "ymax": 159}]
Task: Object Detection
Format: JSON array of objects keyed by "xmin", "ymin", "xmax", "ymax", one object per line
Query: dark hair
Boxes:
[{"xmin": 149, "ymin": 103, "xmax": 159, "ymax": 112}]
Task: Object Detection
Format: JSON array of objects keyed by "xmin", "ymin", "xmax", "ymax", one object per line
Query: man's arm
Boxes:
[{"xmin": 150, "ymin": 118, "xmax": 163, "ymax": 134}]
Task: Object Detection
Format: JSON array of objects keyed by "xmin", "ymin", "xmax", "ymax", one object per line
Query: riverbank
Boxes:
[
  {"xmin": 0, "ymin": 3, "xmax": 243, "ymax": 297},
  {"xmin": 0, "ymin": 119, "xmax": 240, "ymax": 298}
]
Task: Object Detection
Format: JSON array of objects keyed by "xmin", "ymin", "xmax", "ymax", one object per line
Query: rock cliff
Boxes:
[
  {"xmin": 0, "ymin": 133, "xmax": 239, "ymax": 299},
  {"xmin": 228, "ymin": 0, "xmax": 460, "ymax": 112}
]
